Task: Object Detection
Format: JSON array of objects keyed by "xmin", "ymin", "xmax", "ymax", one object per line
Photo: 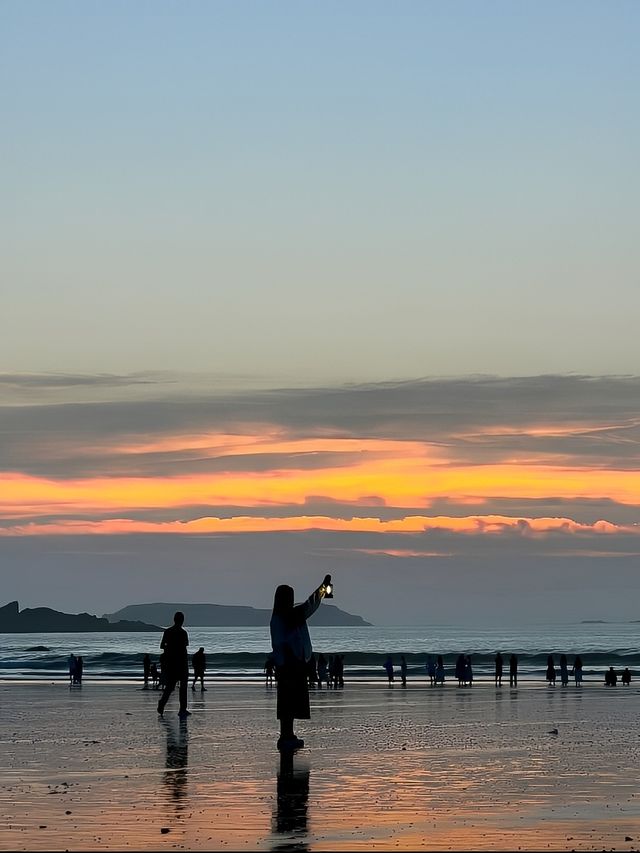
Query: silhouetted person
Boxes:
[
  {"xmin": 560, "ymin": 654, "xmax": 569, "ymax": 687},
  {"xmin": 307, "ymin": 653, "xmax": 318, "ymax": 687},
  {"xmin": 605, "ymin": 666, "xmax": 617, "ymax": 686},
  {"xmin": 68, "ymin": 653, "xmax": 77, "ymax": 686},
  {"xmin": 494, "ymin": 651, "xmax": 503, "ymax": 687},
  {"xmin": 270, "ymin": 575, "xmax": 332, "ymax": 751},
  {"xmin": 150, "ymin": 661, "xmax": 159, "ymax": 689},
  {"xmin": 272, "ymin": 750, "xmax": 309, "ymax": 849},
  {"xmin": 143, "ymin": 653, "xmax": 151, "ymax": 689},
  {"xmin": 546, "ymin": 654, "xmax": 556, "ymax": 687},
  {"xmin": 265, "ymin": 655, "xmax": 275, "ymax": 687},
  {"xmin": 333, "ymin": 654, "xmax": 344, "ymax": 688},
  {"xmin": 435, "ymin": 655, "xmax": 445, "ymax": 685},
  {"xmin": 622, "ymin": 667, "xmax": 631, "ymax": 685},
  {"xmin": 463, "ymin": 655, "xmax": 472, "ymax": 686},
  {"xmin": 400, "ymin": 655, "xmax": 407, "ymax": 687},
  {"xmin": 426, "ymin": 654, "xmax": 436, "ymax": 686},
  {"xmin": 455, "ymin": 654, "xmax": 465, "ymax": 687},
  {"xmin": 75, "ymin": 655, "xmax": 83, "ymax": 685},
  {"xmin": 384, "ymin": 655, "xmax": 394, "ymax": 686},
  {"xmin": 509, "ymin": 653, "xmax": 518, "ymax": 687},
  {"xmin": 572, "ymin": 655, "xmax": 583, "ymax": 687},
  {"xmin": 316, "ymin": 653, "xmax": 328, "ymax": 688},
  {"xmin": 157, "ymin": 611, "xmax": 190, "ymax": 719},
  {"xmin": 327, "ymin": 655, "xmax": 336, "ymax": 689},
  {"xmin": 158, "ymin": 651, "xmax": 167, "ymax": 689},
  {"xmin": 191, "ymin": 647, "xmax": 206, "ymax": 691}
]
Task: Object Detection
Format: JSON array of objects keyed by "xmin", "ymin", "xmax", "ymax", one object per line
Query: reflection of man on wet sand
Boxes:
[
  {"xmin": 271, "ymin": 752, "xmax": 310, "ymax": 851},
  {"xmin": 163, "ymin": 718, "xmax": 189, "ymax": 813}
]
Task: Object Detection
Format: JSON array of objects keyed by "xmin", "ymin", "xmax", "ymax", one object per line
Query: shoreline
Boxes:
[{"xmin": 2, "ymin": 682, "xmax": 640, "ymax": 850}]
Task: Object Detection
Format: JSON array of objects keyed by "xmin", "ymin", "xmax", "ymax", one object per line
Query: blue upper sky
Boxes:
[{"xmin": 3, "ymin": 1, "xmax": 639, "ymax": 383}]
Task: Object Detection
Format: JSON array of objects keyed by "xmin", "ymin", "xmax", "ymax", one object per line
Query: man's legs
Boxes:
[
  {"xmin": 178, "ymin": 671, "xmax": 189, "ymax": 715},
  {"xmin": 157, "ymin": 673, "xmax": 178, "ymax": 715}
]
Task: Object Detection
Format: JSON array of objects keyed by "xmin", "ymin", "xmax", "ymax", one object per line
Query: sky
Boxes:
[{"xmin": 1, "ymin": 2, "xmax": 639, "ymax": 625}]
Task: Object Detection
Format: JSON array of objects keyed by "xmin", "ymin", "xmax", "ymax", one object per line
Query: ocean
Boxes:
[{"xmin": 1, "ymin": 622, "xmax": 638, "ymax": 683}]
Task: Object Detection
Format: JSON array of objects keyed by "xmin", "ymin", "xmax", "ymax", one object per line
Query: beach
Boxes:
[{"xmin": 1, "ymin": 681, "xmax": 640, "ymax": 851}]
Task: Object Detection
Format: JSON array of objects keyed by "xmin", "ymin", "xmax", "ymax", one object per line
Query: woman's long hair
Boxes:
[{"xmin": 273, "ymin": 584, "xmax": 294, "ymax": 617}]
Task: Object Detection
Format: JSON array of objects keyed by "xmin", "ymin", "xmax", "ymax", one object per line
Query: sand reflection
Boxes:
[
  {"xmin": 162, "ymin": 718, "xmax": 189, "ymax": 815},
  {"xmin": 271, "ymin": 752, "xmax": 310, "ymax": 851}
]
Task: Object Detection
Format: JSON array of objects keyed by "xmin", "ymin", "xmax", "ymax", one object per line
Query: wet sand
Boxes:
[{"xmin": 1, "ymin": 680, "xmax": 640, "ymax": 851}]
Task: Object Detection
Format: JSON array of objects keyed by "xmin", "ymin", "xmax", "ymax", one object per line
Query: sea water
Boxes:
[{"xmin": 1, "ymin": 622, "xmax": 638, "ymax": 682}]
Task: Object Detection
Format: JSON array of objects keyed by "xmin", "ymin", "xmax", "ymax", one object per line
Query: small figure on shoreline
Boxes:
[
  {"xmin": 400, "ymin": 655, "xmax": 407, "ymax": 687},
  {"xmin": 621, "ymin": 667, "xmax": 631, "ymax": 685},
  {"xmin": 560, "ymin": 654, "xmax": 569, "ymax": 687},
  {"xmin": 384, "ymin": 655, "xmax": 394, "ymax": 686},
  {"xmin": 143, "ymin": 653, "xmax": 151, "ymax": 690},
  {"xmin": 494, "ymin": 651, "xmax": 503, "ymax": 687},
  {"xmin": 426, "ymin": 654, "xmax": 436, "ymax": 686},
  {"xmin": 463, "ymin": 655, "xmax": 472, "ymax": 687},
  {"xmin": 264, "ymin": 655, "xmax": 275, "ymax": 687},
  {"xmin": 435, "ymin": 655, "xmax": 446, "ymax": 686},
  {"xmin": 316, "ymin": 653, "xmax": 328, "ymax": 688},
  {"xmin": 150, "ymin": 661, "xmax": 159, "ymax": 689},
  {"xmin": 604, "ymin": 666, "xmax": 618, "ymax": 687},
  {"xmin": 572, "ymin": 655, "xmax": 583, "ymax": 687},
  {"xmin": 333, "ymin": 654, "xmax": 345, "ymax": 688},
  {"xmin": 509, "ymin": 653, "xmax": 518, "ymax": 687},
  {"xmin": 546, "ymin": 654, "xmax": 556, "ymax": 687},
  {"xmin": 455, "ymin": 654, "xmax": 465, "ymax": 687},
  {"xmin": 191, "ymin": 647, "xmax": 207, "ymax": 692}
]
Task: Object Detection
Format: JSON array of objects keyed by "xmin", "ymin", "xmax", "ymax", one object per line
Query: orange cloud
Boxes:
[{"xmin": 0, "ymin": 514, "xmax": 637, "ymax": 537}]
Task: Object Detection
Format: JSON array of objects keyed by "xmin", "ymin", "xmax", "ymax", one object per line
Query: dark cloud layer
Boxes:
[{"xmin": 1, "ymin": 373, "xmax": 639, "ymax": 477}]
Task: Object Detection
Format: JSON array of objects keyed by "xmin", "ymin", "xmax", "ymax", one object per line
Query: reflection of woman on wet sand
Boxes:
[{"xmin": 272, "ymin": 751, "xmax": 309, "ymax": 849}]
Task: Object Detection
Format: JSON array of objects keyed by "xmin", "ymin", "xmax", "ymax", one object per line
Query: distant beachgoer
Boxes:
[
  {"xmin": 546, "ymin": 654, "xmax": 556, "ymax": 687},
  {"xmin": 264, "ymin": 656, "xmax": 275, "ymax": 687},
  {"xmin": 455, "ymin": 654, "xmax": 465, "ymax": 687},
  {"xmin": 621, "ymin": 667, "xmax": 631, "ymax": 686},
  {"xmin": 426, "ymin": 655, "xmax": 436, "ymax": 686},
  {"xmin": 384, "ymin": 655, "xmax": 394, "ymax": 686},
  {"xmin": 68, "ymin": 653, "xmax": 77, "ymax": 686},
  {"xmin": 157, "ymin": 611, "xmax": 190, "ymax": 719},
  {"xmin": 191, "ymin": 647, "xmax": 206, "ymax": 691},
  {"xmin": 150, "ymin": 661, "xmax": 159, "ymax": 689},
  {"xmin": 334, "ymin": 654, "xmax": 344, "ymax": 688},
  {"xmin": 158, "ymin": 652, "xmax": 167, "ymax": 689},
  {"xmin": 143, "ymin": 653, "xmax": 151, "ymax": 689},
  {"xmin": 316, "ymin": 654, "xmax": 327, "ymax": 688},
  {"xmin": 509, "ymin": 653, "xmax": 518, "ymax": 687},
  {"xmin": 75, "ymin": 656, "xmax": 83, "ymax": 685},
  {"xmin": 604, "ymin": 666, "xmax": 618, "ymax": 687},
  {"xmin": 328, "ymin": 655, "xmax": 336, "ymax": 689},
  {"xmin": 559, "ymin": 654, "xmax": 569, "ymax": 687},
  {"xmin": 463, "ymin": 655, "xmax": 472, "ymax": 686},
  {"xmin": 435, "ymin": 655, "xmax": 445, "ymax": 686},
  {"xmin": 400, "ymin": 655, "xmax": 407, "ymax": 687},
  {"xmin": 495, "ymin": 651, "xmax": 503, "ymax": 687},
  {"xmin": 572, "ymin": 655, "xmax": 583, "ymax": 687},
  {"xmin": 270, "ymin": 575, "xmax": 332, "ymax": 751}
]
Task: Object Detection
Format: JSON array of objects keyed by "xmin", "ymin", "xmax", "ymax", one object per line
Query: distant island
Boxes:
[
  {"xmin": 105, "ymin": 601, "xmax": 372, "ymax": 627},
  {"xmin": 0, "ymin": 601, "xmax": 161, "ymax": 633}
]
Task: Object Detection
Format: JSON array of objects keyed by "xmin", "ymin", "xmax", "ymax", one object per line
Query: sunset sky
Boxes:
[{"xmin": 2, "ymin": 3, "xmax": 639, "ymax": 624}]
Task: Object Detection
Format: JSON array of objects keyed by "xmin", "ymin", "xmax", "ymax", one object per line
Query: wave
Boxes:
[{"xmin": 1, "ymin": 648, "xmax": 639, "ymax": 679}]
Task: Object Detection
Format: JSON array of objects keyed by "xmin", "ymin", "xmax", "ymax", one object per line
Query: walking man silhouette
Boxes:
[{"xmin": 157, "ymin": 611, "xmax": 191, "ymax": 719}]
